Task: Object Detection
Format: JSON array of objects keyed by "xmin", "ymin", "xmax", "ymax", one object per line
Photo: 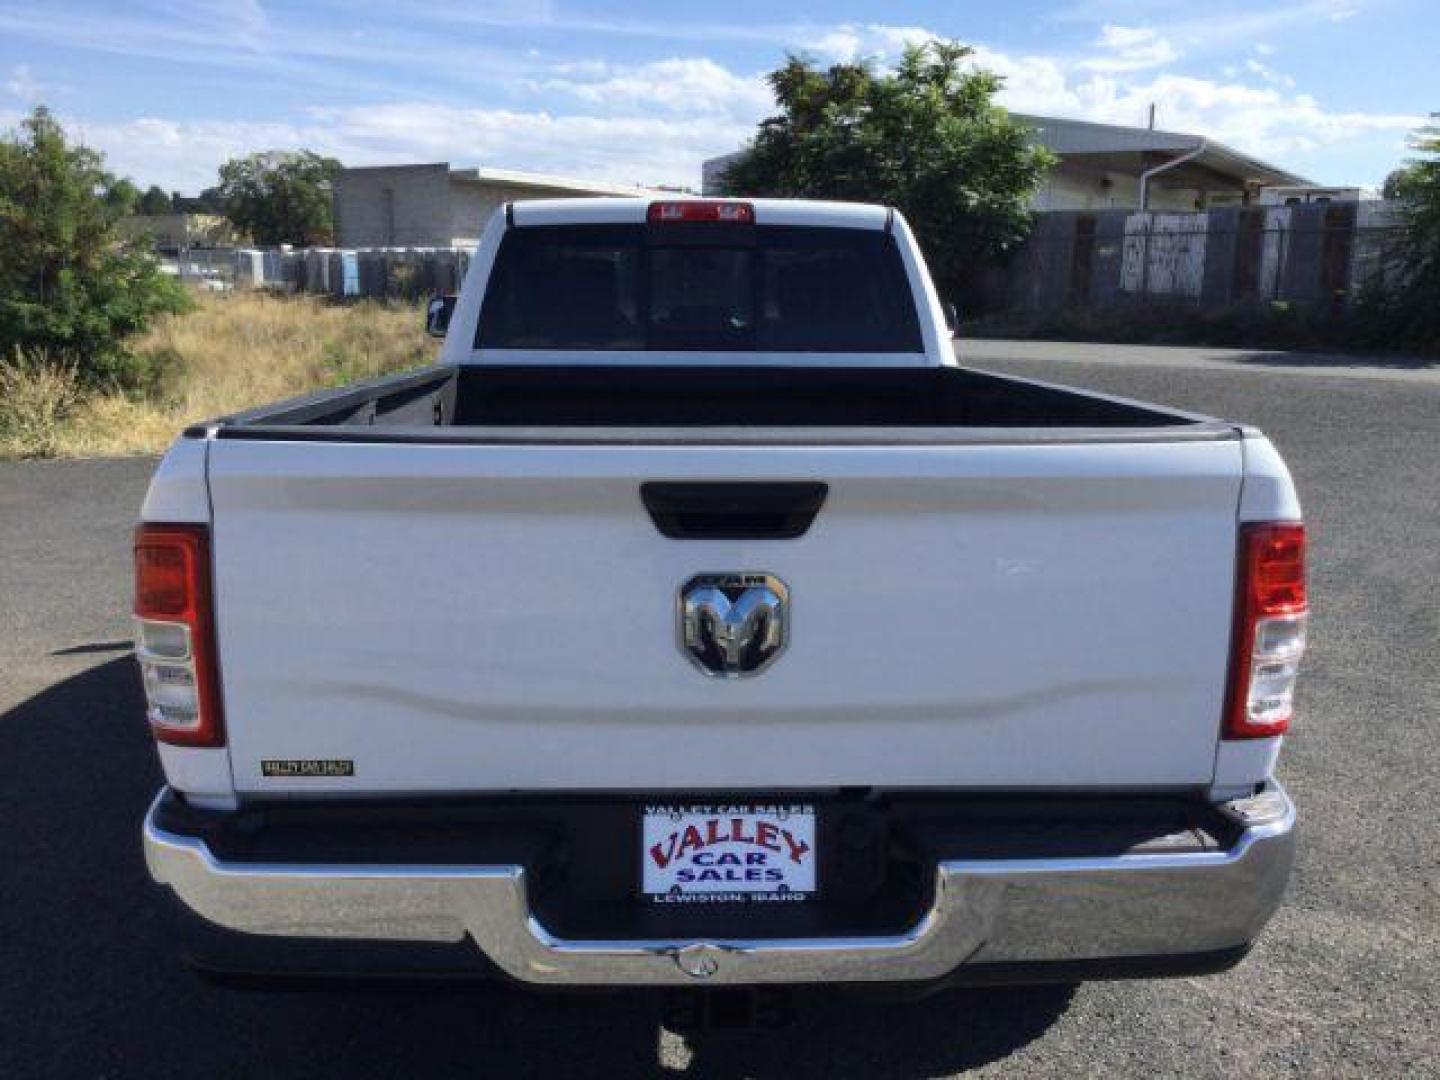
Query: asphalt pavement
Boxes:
[{"xmin": 1, "ymin": 343, "xmax": 1436, "ymax": 1078}]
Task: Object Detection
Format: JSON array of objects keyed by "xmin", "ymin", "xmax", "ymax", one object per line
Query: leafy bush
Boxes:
[
  {"xmin": 127, "ymin": 344, "xmax": 189, "ymax": 403},
  {"xmin": 0, "ymin": 107, "xmax": 190, "ymax": 389},
  {"xmin": 1360, "ymin": 116, "xmax": 1440, "ymax": 354}
]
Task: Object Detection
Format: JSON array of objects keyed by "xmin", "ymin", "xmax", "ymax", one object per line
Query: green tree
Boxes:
[
  {"xmin": 216, "ymin": 150, "xmax": 341, "ymax": 245},
  {"xmin": 168, "ymin": 187, "xmax": 225, "ymax": 215},
  {"xmin": 105, "ymin": 176, "xmax": 141, "ymax": 216},
  {"xmin": 1361, "ymin": 116, "xmax": 1440, "ymax": 353},
  {"xmin": 138, "ymin": 184, "xmax": 173, "ymax": 216},
  {"xmin": 1381, "ymin": 166, "xmax": 1413, "ymax": 201},
  {"xmin": 0, "ymin": 107, "xmax": 189, "ymax": 386},
  {"xmin": 718, "ymin": 40, "xmax": 1055, "ymax": 298}
]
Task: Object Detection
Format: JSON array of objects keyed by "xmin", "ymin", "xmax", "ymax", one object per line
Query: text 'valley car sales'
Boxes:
[{"xmin": 642, "ymin": 804, "xmax": 816, "ymax": 903}]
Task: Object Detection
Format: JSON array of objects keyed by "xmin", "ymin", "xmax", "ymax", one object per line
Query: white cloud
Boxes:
[
  {"xmin": 811, "ymin": 24, "xmax": 935, "ymax": 62},
  {"xmin": 1244, "ymin": 58, "xmax": 1296, "ymax": 88},
  {"xmin": 1052, "ymin": 0, "xmax": 1370, "ymax": 53},
  {"xmin": 535, "ymin": 58, "xmax": 771, "ymax": 118},
  {"xmin": 5, "ymin": 64, "xmax": 42, "ymax": 103},
  {"xmin": 142, "ymin": 0, "xmax": 270, "ymax": 50},
  {"xmin": 1081, "ymin": 25, "xmax": 1180, "ymax": 72},
  {"xmin": 548, "ymin": 59, "xmax": 611, "ymax": 79},
  {"xmin": 965, "ymin": 46, "xmax": 1075, "ymax": 114},
  {"xmin": 53, "ymin": 104, "xmax": 758, "ymax": 193},
  {"xmin": 1049, "ymin": 73, "xmax": 1421, "ymax": 161}
]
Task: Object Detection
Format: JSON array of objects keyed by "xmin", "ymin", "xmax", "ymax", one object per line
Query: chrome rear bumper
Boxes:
[{"xmin": 143, "ymin": 785, "xmax": 1295, "ymax": 986}]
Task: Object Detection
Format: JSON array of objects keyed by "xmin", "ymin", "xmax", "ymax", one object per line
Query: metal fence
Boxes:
[
  {"xmin": 981, "ymin": 203, "xmax": 1407, "ymax": 315},
  {"xmin": 172, "ymin": 202, "xmax": 1411, "ymax": 316},
  {"xmin": 165, "ymin": 246, "xmax": 475, "ymax": 300}
]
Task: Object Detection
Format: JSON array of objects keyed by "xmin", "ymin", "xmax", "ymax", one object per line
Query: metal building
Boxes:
[
  {"xmin": 1019, "ymin": 115, "xmax": 1308, "ymax": 211},
  {"xmin": 703, "ymin": 114, "xmax": 1308, "ymax": 212}
]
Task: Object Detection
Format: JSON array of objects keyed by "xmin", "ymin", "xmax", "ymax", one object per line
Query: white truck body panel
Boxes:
[
  {"xmin": 138, "ymin": 436, "xmax": 211, "ymax": 523},
  {"xmin": 206, "ymin": 437, "xmax": 1243, "ymax": 794}
]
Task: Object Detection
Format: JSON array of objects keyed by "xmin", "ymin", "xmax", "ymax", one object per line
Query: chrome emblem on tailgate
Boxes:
[{"xmin": 679, "ymin": 573, "xmax": 789, "ymax": 677}]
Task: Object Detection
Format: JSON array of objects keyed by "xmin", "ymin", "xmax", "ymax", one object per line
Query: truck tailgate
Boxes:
[{"xmin": 207, "ymin": 437, "xmax": 1242, "ymax": 793}]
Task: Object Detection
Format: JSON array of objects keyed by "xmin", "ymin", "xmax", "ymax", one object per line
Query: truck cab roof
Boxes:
[
  {"xmin": 443, "ymin": 196, "xmax": 947, "ymax": 367},
  {"xmin": 510, "ymin": 197, "xmax": 893, "ymax": 231}
]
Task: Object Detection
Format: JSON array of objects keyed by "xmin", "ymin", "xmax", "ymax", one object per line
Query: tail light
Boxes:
[
  {"xmin": 648, "ymin": 200, "xmax": 755, "ymax": 224},
  {"xmin": 133, "ymin": 523, "xmax": 224, "ymax": 747},
  {"xmin": 1225, "ymin": 522, "xmax": 1307, "ymax": 739}
]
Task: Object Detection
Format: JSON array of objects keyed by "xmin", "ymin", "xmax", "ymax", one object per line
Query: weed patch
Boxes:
[{"xmin": 0, "ymin": 290, "xmax": 436, "ymax": 458}]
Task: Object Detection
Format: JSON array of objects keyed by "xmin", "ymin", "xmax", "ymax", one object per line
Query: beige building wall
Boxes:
[
  {"xmin": 447, "ymin": 180, "xmax": 597, "ymax": 245},
  {"xmin": 332, "ymin": 164, "xmax": 453, "ymax": 247},
  {"xmin": 1032, "ymin": 164, "xmax": 1205, "ymax": 212},
  {"xmin": 335, "ymin": 165, "xmax": 651, "ymax": 247}
]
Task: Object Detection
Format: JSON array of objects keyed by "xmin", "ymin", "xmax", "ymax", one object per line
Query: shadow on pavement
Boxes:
[
  {"xmin": 0, "ymin": 657, "xmax": 1074, "ymax": 1078},
  {"xmin": 49, "ymin": 639, "xmax": 134, "ymax": 656}
]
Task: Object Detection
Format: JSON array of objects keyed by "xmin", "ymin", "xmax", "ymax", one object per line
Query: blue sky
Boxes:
[{"xmin": 0, "ymin": 0, "xmax": 1431, "ymax": 194}]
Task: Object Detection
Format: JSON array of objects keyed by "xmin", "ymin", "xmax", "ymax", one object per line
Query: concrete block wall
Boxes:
[
  {"xmin": 336, "ymin": 168, "xmax": 630, "ymax": 247},
  {"xmin": 333, "ymin": 164, "xmax": 453, "ymax": 248},
  {"xmin": 449, "ymin": 181, "xmax": 508, "ymax": 245},
  {"xmin": 448, "ymin": 179, "xmax": 621, "ymax": 243}
]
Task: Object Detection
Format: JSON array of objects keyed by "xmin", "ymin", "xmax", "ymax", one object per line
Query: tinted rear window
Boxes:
[{"xmin": 476, "ymin": 225, "xmax": 923, "ymax": 353}]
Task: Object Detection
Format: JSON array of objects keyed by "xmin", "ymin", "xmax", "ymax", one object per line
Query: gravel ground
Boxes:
[{"xmin": 1, "ymin": 344, "xmax": 1435, "ymax": 1078}]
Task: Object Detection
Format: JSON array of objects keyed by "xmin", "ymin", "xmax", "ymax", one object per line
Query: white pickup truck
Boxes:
[{"xmin": 138, "ymin": 198, "xmax": 1303, "ymax": 990}]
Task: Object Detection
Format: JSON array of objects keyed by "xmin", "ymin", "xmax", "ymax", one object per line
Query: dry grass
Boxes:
[
  {"xmin": 0, "ymin": 290, "xmax": 437, "ymax": 459},
  {"xmin": 0, "ymin": 353, "xmax": 83, "ymax": 458}
]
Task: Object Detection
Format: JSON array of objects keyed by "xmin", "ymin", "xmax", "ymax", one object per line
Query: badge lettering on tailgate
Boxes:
[{"xmin": 261, "ymin": 759, "xmax": 355, "ymax": 778}]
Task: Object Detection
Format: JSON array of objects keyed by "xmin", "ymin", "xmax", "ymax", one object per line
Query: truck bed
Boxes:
[{"xmin": 199, "ymin": 363, "xmax": 1234, "ymax": 445}]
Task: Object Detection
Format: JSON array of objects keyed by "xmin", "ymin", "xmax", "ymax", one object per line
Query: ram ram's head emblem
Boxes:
[{"xmin": 679, "ymin": 573, "xmax": 789, "ymax": 677}]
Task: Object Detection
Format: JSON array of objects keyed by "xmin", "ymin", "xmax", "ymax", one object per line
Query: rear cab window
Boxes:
[{"xmin": 476, "ymin": 224, "xmax": 923, "ymax": 353}]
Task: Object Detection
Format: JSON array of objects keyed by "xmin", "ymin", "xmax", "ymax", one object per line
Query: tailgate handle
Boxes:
[{"xmin": 641, "ymin": 482, "xmax": 828, "ymax": 540}]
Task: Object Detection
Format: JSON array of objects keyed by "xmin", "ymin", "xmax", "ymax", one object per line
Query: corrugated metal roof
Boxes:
[
  {"xmin": 1012, "ymin": 114, "xmax": 1309, "ymax": 186},
  {"xmin": 700, "ymin": 115, "xmax": 1308, "ymax": 192},
  {"xmin": 1015, "ymin": 114, "xmax": 1197, "ymax": 154},
  {"xmin": 451, "ymin": 166, "xmax": 659, "ymax": 198}
]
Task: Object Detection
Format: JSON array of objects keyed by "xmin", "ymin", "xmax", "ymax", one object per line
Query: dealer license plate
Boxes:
[{"xmin": 641, "ymin": 803, "xmax": 817, "ymax": 904}]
